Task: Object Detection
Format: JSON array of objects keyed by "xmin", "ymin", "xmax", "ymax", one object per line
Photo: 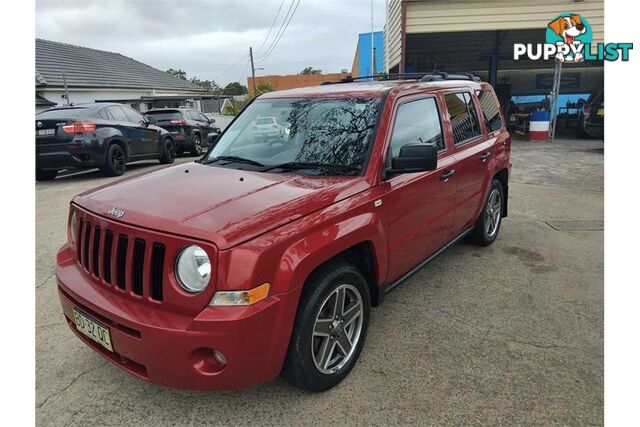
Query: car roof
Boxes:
[
  {"xmin": 259, "ymin": 79, "xmax": 488, "ymax": 99},
  {"xmin": 44, "ymin": 102, "xmax": 125, "ymax": 112}
]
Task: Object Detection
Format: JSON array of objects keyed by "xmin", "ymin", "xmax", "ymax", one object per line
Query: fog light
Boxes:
[{"xmin": 192, "ymin": 348, "xmax": 227, "ymax": 375}]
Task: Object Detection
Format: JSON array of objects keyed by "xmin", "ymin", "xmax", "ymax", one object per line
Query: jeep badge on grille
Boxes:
[{"xmin": 107, "ymin": 207, "xmax": 125, "ymax": 219}]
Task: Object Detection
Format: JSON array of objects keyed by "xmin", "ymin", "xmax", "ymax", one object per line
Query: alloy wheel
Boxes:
[
  {"xmin": 311, "ymin": 284, "xmax": 364, "ymax": 374},
  {"xmin": 112, "ymin": 146, "xmax": 126, "ymax": 173},
  {"xmin": 484, "ymin": 188, "xmax": 502, "ymax": 238}
]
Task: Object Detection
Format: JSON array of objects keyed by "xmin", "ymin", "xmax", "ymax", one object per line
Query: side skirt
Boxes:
[{"xmin": 383, "ymin": 227, "xmax": 474, "ymax": 295}]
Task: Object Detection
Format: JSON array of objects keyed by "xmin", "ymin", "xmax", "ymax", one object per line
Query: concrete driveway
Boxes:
[{"xmin": 36, "ymin": 140, "xmax": 603, "ymax": 425}]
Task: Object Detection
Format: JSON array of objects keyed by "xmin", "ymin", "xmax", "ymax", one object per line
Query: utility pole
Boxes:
[
  {"xmin": 249, "ymin": 47, "xmax": 257, "ymax": 96},
  {"xmin": 548, "ymin": 59, "xmax": 563, "ymax": 142},
  {"xmin": 370, "ymin": 0, "xmax": 374, "ymax": 78},
  {"xmin": 62, "ymin": 71, "xmax": 70, "ymax": 105}
]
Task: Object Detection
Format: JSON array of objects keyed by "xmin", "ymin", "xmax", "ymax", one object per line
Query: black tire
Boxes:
[
  {"xmin": 283, "ymin": 260, "xmax": 370, "ymax": 392},
  {"xmin": 101, "ymin": 144, "xmax": 127, "ymax": 177},
  {"xmin": 468, "ymin": 179, "xmax": 504, "ymax": 246},
  {"xmin": 190, "ymin": 135, "xmax": 202, "ymax": 156},
  {"xmin": 159, "ymin": 137, "xmax": 176, "ymax": 164},
  {"xmin": 36, "ymin": 169, "xmax": 57, "ymax": 181}
]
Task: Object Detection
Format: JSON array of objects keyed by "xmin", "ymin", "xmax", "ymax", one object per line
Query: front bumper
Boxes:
[{"xmin": 56, "ymin": 245, "xmax": 300, "ymax": 390}]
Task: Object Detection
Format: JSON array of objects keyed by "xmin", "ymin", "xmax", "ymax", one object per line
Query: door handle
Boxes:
[
  {"xmin": 440, "ymin": 169, "xmax": 456, "ymax": 181},
  {"xmin": 480, "ymin": 151, "xmax": 492, "ymax": 162}
]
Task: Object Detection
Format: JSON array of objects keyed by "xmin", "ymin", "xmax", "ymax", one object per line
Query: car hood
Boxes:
[{"xmin": 74, "ymin": 163, "xmax": 370, "ymax": 249}]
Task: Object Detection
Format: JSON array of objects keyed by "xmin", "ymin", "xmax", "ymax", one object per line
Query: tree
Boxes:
[
  {"xmin": 255, "ymin": 82, "xmax": 276, "ymax": 96},
  {"xmin": 165, "ymin": 68, "xmax": 187, "ymax": 80},
  {"xmin": 299, "ymin": 66, "xmax": 322, "ymax": 75},
  {"xmin": 189, "ymin": 76, "xmax": 222, "ymax": 94},
  {"xmin": 222, "ymin": 82, "xmax": 248, "ymax": 96}
]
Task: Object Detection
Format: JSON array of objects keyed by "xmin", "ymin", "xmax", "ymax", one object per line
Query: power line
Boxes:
[
  {"xmin": 256, "ymin": 0, "xmax": 296, "ymax": 60},
  {"xmin": 254, "ymin": 0, "xmax": 286, "ymax": 55},
  {"xmin": 256, "ymin": 0, "xmax": 301, "ymax": 62},
  {"xmin": 212, "ymin": 54, "xmax": 249, "ymax": 82}
]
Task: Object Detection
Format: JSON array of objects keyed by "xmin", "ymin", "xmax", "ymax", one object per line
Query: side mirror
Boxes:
[
  {"xmin": 145, "ymin": 115, "xmax": 157, "ymax": 125},
  {"xmin": 388, "ymin": 143, "xmax": 438, "ymax": 175},
  {"xmin": 208, "ymin": 118, "xmax": 215, "ymax": 124}
]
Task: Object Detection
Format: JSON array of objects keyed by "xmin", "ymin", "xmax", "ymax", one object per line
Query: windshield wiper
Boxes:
[
  {"xmin": 260, "ymin": 162, "xmax": 360, "ymax": 174},
  {"xmin": 205, "ymin": 156, "xmax": 265, "ymax": 167}
]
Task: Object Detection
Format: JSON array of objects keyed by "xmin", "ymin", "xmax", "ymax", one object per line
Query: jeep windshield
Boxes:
[{"xmin": 204, "ymin": 97, "xmax": 381, "ymax": 176}]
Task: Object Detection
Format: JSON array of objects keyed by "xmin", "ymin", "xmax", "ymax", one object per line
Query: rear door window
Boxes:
[
  {"xmin": 97, "ymin": 108, "xmax": 115, "ymax": 121},
  {"xmin": 122, "ymin": 106, "xmax": 144, "ymax": 123},
  {"xmin": 444, "ymin": 92, "xmax": 482, "ymax": 145},
  {"xmin": 107, "ymin": 106, "xmax": 128, "ymax": 122},
  {"xmin": 388, "ymin": 97, "xmax": 444, "ymax": 160},
  {"xmin": 475, "ymin": 90, "xmax": 503, "ymax": 133}
]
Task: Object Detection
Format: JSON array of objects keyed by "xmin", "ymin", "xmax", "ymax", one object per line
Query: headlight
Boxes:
[
  {"xmin": 69, "ymin": 209, "xmax": 78, "ymax": 245},
  {"xmin": 175, "ymin": 245, "xmax": 211, "ymax": 292}
]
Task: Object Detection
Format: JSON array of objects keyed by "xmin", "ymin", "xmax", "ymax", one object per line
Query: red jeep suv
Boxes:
[{"xmin": 56, "ymin": 72, "xmax": 511, "ymax": 392}]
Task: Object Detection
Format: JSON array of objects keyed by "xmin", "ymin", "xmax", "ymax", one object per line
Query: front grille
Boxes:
[{"xmin": 74, "ymin": 213, "xmax": 166, "ymax": 302}]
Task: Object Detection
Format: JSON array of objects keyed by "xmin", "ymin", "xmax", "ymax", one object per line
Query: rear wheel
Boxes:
[
  {"xmin": 36, "ymin": 169, "xmax": 57, "ymax": 181},
  {"xmin": 191, "ymin": 135, "xmax": 202, "ymax": 156},
  {"xmin": 283, "ymin": 261, "xmax": 370, "ymax": 392},
  {"xmin": 468, "ymin": 179, "xmax": 504, "ymax": 246},
  {"xmin": 159, "ymin": 137, "xmax": 176, "ymax": 164},
  {"xmin": 101, "ymin": 144, "xmax": 127, "ymax": 177}
]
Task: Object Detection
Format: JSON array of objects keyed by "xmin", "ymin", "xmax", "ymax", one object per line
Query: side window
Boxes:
[
  {"xmin": 388, "ymin": 97, "xmax": 444, "ymax": 160},
  {"xmin": 187, "ymin": 110, "xmax": 199, "ymax": 121},
  {"xmin": 199, "ymin": 113, "xmax": 209, "ymax": 122},
  {"xmin": 476, "ymin": 90, "xmax": 503, "ymax": 132},
  {"xmin": 96, "ymin": 108, "xmax": 115, "ymax": 121},
  {"xmin": 122, "ymin": 106, "xmax": 144, "ymax": 123},
  {"xmin": 444, "ymin": 92, "xmax": 482, "ymax": 145},
  {"xmin": 107, "ymin": 106, "xmax": 128, "ymax": 122}
]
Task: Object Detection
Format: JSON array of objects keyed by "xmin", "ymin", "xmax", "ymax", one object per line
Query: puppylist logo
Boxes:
[{"xmin": 514, "ymin": 13, "xmax": 633, "ymax": 62}]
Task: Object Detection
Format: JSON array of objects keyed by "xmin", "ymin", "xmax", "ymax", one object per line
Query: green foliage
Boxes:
[
  {"xmin": 255, "ymin": 83, "xmax": 276, "ymax": 96},
  {"xmin": 299, "ymin": 66, "xmax": 322, "ymax": 75},
  {"xmin": 223, "ymin": 82, "xmax": 248, "ymax": 95},
  {"xmin": 165, "ymin": 68, "xmax": 187, "ymax": 80}
]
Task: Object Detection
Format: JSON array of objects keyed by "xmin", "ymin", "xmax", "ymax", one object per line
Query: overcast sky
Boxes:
[{"xmin": 36, "ymin": 0, "xmax": 386, "ymax": 87}]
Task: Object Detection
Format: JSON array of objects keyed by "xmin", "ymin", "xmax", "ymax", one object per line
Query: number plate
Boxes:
[
  {"xmin": 72, "ymin": 308, "xmax": 113, "ymax": 352},
  {"xmin": 596, "ymin": 107, "xmax": 604, "ymax": 117},
  {"xmin": 37, "ymin": 128, "xmax": 55, "ymax": 136}
]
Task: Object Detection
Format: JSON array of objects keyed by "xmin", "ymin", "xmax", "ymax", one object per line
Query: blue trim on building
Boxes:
[{"xmin": 357, "ymin": 31, "xmax": 384, "ymax": 76}]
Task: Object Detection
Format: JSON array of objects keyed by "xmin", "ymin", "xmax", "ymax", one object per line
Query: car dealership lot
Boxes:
[{"xmin": 36, "ymin": 139, "xmax": 603, "ymax": 425}]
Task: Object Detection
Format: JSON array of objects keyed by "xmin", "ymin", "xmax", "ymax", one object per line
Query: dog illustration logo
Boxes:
[{"xmin": 546, "ymin": 14, "xmax": 592, "ymax": 62}]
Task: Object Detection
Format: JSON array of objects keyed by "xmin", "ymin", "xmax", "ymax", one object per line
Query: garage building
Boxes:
[{"xmin": 384, "ymin": 0, "xmax": 604, "ymax": 109}]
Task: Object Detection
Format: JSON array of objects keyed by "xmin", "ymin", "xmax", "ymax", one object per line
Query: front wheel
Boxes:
[
  {"xmin": 283, "ymin": 261, "xmax": 370, "ymax": 392},
  {"xmin": 468, "ymin": 179, "xmax": 504, "ymax": 246}
]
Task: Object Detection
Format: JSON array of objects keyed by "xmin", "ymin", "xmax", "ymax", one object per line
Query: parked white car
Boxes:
[{"xmin": 253, "ymin": 116, "xmax": 288, "ymax": 139}]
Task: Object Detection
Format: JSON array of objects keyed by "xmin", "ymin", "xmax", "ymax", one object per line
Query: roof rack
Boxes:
[{"xmin": 321, "ymin": 71, "xmax": 481, "ymax": 85}]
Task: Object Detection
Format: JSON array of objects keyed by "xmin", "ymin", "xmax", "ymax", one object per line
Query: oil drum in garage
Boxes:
[{"xmin": 529, "ymin": 111, "xmax": 550, "ymax": 141}]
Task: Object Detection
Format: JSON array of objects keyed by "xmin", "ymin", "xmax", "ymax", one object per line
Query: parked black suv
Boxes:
[
  {"xmin": 581, "ymin": 89, "xmax": 604, "ymax": 139},
  {"xmin": 144, "ymin": 107, "xmax": 221, "ymax": 155},
  {"xmin": 36, "ymin": 103, "xmax": 176, "ymax": 181}
]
